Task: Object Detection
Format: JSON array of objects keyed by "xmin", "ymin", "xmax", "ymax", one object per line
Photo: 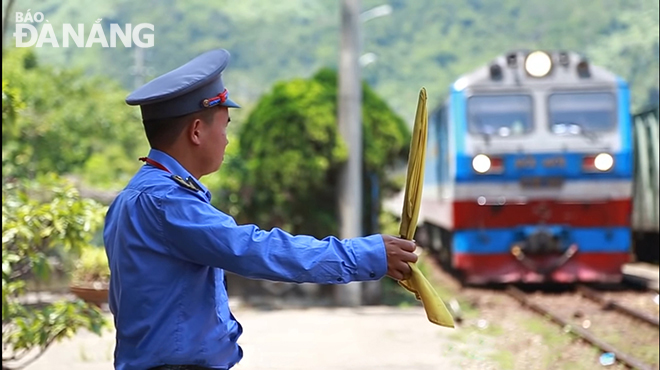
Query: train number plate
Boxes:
[{"xmin": 520, "ymin": 177, "xmax": 564, "ymax": 188}]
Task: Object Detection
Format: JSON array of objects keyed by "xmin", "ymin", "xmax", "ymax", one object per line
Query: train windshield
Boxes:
[
  {"xmin": 468, "ymin": 95, "xmax": 533, "ymax": 137},
  {"xmin": 549, "ymin": 92, "xmax": 616, "ymax": 134}
]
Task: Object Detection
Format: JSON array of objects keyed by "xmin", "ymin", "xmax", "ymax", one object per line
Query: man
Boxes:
[{"xmin": 103, "ymin": 48, "xmax": 418, "ymax": 370}]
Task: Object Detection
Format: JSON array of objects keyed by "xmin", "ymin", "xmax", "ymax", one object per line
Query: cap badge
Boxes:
[{"xmin": 202, "ymin": 89, "xmax": 229, "ymax": 108}]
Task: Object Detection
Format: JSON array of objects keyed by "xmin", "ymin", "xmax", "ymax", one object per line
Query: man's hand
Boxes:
[{"xmin": 381, "ymin": 235, "xmax": 418, "ymax": 281}]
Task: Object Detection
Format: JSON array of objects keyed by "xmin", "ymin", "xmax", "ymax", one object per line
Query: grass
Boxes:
[
  {"xmin": 515, "ymin": 316, "xmax": 625, "ymax": 370},
  {"xmin": 521, "ymin": 317, "xmax": 571, "ymax": 348},
  {"xmin": 489, "ymin": 350, "xmax": 515, "ymax": 370},
  {"xmin": 448, "ymin": 322, "xmax": 504, "ymax": 342},
  {"xmin": 522, "ymin": 316, "xmax": 584, "ymax": 369},
  {"xmin": 598, "ymin": 325, "xmax": 659, "ymax": 366}
]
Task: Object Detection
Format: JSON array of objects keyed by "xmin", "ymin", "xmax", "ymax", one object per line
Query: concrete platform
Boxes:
[
  {"xmin": 623, "ymin": 262, "xmax": 660, "ymax": 291},
  {"xmin": 22, "ymin": 304, "xmax": 475, "ymax": 370}
]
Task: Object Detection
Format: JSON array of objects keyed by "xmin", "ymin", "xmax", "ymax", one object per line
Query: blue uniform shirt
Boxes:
[{"xmin": 103, "ymin": 149, "xmax": 388, "ymax": 370}]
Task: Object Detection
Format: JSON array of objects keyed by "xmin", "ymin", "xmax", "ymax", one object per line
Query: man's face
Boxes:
[{"xmin": 199, "ymin": 106, "xmax": 230, "ymax": 176}]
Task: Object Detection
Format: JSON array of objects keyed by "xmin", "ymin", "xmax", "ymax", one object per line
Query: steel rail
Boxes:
[{"xmin": 577, "ymin": 285, "xmax": 659, "ymax": 327}]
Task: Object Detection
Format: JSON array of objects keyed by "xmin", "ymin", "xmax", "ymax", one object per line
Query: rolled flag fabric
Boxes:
[{"xmin": 397, "ymin": 88, "xmax": 455, "ymax": 328}]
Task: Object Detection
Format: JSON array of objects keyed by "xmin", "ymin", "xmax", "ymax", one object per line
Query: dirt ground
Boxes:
[{"xmin": 421, "ymin": 256, "xmax": 648, "ymax": 370}]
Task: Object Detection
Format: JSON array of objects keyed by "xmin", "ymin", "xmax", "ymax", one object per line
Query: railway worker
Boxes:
[{"xmin": 103, "ymin": 48, "xmax": 418, "ymax": 370}]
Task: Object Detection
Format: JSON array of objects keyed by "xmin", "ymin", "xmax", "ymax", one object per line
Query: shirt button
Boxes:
[
  {"xmin": 337, "ymin": 277, "xmax": 343, "ymax": 282},
  {"xmin": 369, "ymin": 272, "xmax": 376, "ymax": 278}
]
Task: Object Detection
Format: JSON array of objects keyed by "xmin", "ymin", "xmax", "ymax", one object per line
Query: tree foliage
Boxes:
[
  {"xmin": 208, "ymin": 68, "xmax": 409, "ymax": 238},
  {"xmin": 2, "ymin": 49, "xmax": 129, "ymax": 368},
  {"xmin": 2, "ymin": 175, "xmax": 108, "ymax": 369},
  {"xmin": 8, "ymin": 0, "xmax": 658, "ymax": 121},
  {"xmin": 1, "ymin": 48, "xmax": 149, "ymax": 188},
  {"xmin": 587, "ymin": 1, "xmax": 660, "ymax": 110}
]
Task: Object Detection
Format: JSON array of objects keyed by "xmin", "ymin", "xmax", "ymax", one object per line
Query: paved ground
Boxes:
[{"xmin": 22, "ymin": 302, "xmax": 491, "ymax": 370}]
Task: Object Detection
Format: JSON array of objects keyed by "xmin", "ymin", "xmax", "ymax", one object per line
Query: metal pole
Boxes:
[
  {"xmin": 335, "ymin": 0, "xmax": 363, "ymax": 307},
  {"xmin": 2, "ymin": 0, "xmax": 16, "ymax": 52},
  {"xmin": 133, "ymin": 47, "xmax": 145, "ymax": 89}
]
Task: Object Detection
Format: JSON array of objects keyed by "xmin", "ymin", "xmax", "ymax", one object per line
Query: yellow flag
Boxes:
[{"xmin": 397, "ymin": 88, "xmax": 455, "ymax": 328}]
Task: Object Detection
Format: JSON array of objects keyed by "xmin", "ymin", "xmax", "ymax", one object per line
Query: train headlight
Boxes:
[
  {"xmin": 583, "ymin": 153, "xmax": 614, "ymax": 172},
  {"xmin": 594, "ymin": 153, "xmax": 614, "ymax": 172},
  {"xmin": 472, "ymin": 154, "xmax": 491, "ymax": 174},
  {"xmin": 525, "ymin": 51, "xmax": 552, "ymax": 77}
]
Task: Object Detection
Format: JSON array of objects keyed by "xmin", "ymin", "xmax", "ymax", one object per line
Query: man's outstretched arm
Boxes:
[{"xmin": 158, "ymin": 188, "xmax": 417, "ymax": 283}]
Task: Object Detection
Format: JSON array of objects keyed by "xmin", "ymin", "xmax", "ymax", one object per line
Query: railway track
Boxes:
[
  {"xmin": 577, "ymin": 285, "xmax": 659, "ymax": 327},
  {"xmin": 506, "ymin": 286, "xmax": 658, "ymax": 370},
  {"xmin": 422, "ymin": 250, "xmax": 659, "ymax": 369}
]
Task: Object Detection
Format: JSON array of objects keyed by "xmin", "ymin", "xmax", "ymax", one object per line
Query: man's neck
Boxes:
[{"xmin": 156, "ymin": 146, "xmax": 203, "ymax": 180}]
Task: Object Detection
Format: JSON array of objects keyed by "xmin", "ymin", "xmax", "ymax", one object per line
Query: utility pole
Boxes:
[
  {"xmin": 2, "ymin": 0, "xmax": 16, "ymax": 53},
  {"xmin": 133, "ymin": 47, "xmax": 145, "ymax": 89},
  {"xmin": 335, "ymin": 0, "xmax": 363, "ymax": 307},
  {"xmin": 356, "ymin": 3, "xmax": 391, "ymax": 305}
]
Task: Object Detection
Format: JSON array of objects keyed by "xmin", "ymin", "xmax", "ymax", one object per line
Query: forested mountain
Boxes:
[{"xmin": 3, "ymin": 0, "xmax": 658, "ymax": 122}]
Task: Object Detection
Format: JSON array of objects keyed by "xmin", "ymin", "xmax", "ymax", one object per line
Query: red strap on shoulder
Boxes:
[{"xmin": 138, "ymin": 157, "xmax": 171, "ymax": 173}]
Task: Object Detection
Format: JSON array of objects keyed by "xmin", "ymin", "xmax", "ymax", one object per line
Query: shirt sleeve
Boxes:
[{"xmin": 156, "ymin": 188, "xmax": 387, "ymax": 284}]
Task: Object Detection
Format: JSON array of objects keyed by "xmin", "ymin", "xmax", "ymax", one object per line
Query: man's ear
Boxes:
[{"xmin": 188, "ymin": 118, "xmax": 203, "ymax": 146}]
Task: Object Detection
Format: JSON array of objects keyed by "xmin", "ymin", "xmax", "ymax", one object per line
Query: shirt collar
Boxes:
[{"xmin": 147, "ymin": 149, "xmax": 212, "ymax": 201}]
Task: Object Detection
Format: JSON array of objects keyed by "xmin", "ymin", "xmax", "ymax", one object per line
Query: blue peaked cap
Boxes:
[{"xmin": 126, "ymin": 49, "xmax": 240, "ymax": 121}]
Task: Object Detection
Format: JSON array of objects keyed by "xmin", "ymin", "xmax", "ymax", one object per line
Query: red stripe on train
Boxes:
[
  {"xmin": 453, "ymin": 199, "xmax": 631, "ymax": 229},
  {"xmin": 454, "ymin": 252, "xmax": 630, "ymax": 284}
]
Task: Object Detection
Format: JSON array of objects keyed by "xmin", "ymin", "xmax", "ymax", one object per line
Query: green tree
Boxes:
[
  {"xmin": 1, "ymin": 48, "xmax": 149, "ymax": 189},
  {"xmin": 11, "ymin": 0, "xmax": 657, "ymax": 121},
  {"xmin": 586, "ymin": 1, "xmax": 660, "ymax": 109},
  {"xmin": 209, "ymin": 68, "xmax": 410, "ymax": 237},
  {"xmin": 2, "ymin": 174, "xmax": 108, "ymax": 369}
]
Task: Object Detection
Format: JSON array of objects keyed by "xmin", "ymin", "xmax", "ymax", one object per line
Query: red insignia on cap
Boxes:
[{"xmin": 202, "ymin": 89, "xmax": 228, "ymax": 108}]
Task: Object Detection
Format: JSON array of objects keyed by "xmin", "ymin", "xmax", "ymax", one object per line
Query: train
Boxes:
[
  {"xmin": 631, "ymin": 106, "xmax": 659, "ymax": 264},
  {"xmin": 405, "ymin": 50, "xmax": 641, "ymax": 284}
]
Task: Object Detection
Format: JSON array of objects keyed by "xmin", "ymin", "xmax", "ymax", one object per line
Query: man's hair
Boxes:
[{"xmin": 142, "ymin": 107, "xmax": 217, "ymax": 149}]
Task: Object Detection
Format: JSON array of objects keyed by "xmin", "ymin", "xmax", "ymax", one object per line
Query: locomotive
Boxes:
[{"xmin": 414, "ymin": 50, "xmax": 634, "ymax": 284}]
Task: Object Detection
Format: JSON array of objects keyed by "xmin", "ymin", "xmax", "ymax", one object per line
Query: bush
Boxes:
[
  {"xmin": 210, "ymin": 68, "xmax": 410, "ymax": 237},
  {"xmin": 2, "ymin": 174, "xmax": 108, "ymax": 369},
  {"xmin": 70, "ymin": 246, "xmax": 111, "ymax": 288},
  {"xmin": 2, "ymin": 49, "xmax": 149, "ymax": 189}
]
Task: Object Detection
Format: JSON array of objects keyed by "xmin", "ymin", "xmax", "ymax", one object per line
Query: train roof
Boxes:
[{"xmin": 451, "ymin": 50, "xmax": 622, "ymax": 92}]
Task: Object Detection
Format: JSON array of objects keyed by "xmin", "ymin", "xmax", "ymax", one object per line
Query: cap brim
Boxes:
[{"xmin": 222, "ymin": 98, "xmax": 240, "ymax": 108}]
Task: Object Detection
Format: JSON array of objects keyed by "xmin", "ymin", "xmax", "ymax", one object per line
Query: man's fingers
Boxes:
[
  {"xmin": 383, "ymin": 234, "xmax": 421, "ymax": 281},
  {"xmin": 388, "ymin": 262, "xmax": 411, "ymax": 281},
  {"xmin": 388, "ymin": 270, "xmax": 403, "ymax": 281},
  {"xmin": 399, "ymin": 240, "xmax": 416, "ymax": 252},
  {"xmin": 396, "ymin": 261, "xmax": 412, "ymax": 275},
  {"xmin": 401, "ymin": 251, "xmax": 418, "ymax": 264}
]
